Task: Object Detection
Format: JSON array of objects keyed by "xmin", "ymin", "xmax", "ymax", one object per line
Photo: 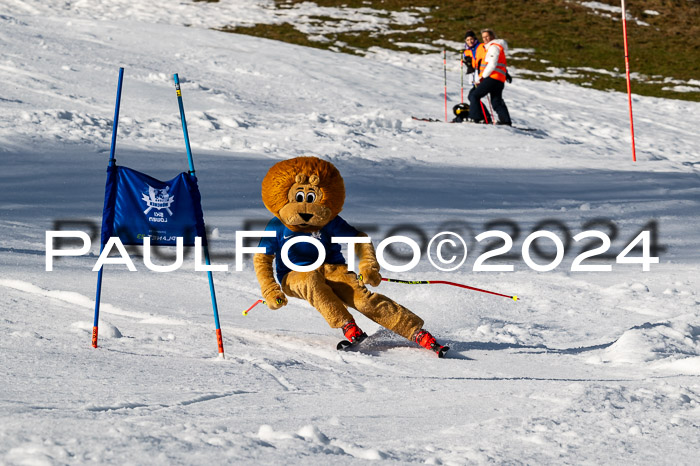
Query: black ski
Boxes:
[
  {"xmin": 412, "ymin": 116, "xmax": 540, "ymax": 134},
  {"xmin": 336, "ymin": 340, "xmax": 354, "ymax": 350},
  {"xmin": 502, "ymin": 125, "xmax": 541, "ymax": 133},
  {"xmin": 411, "ymin": 116, "xmax": 443, "ymax": 122},
  {"xmin": 434, "ymin": 345, "xmax": 450, "ymax": 358},
  {"xmin": 336, "ymin": 332, "xmax": 368, "ymax": 351}
]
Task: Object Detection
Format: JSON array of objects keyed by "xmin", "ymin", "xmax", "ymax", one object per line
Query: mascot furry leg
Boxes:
[{"xmin": 282, "ymin": 265, "xmax": 424, "ymax": 340}]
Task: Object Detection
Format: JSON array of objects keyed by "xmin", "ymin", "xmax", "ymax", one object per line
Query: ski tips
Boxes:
[
  {"xmin": 337, "ymin": 340, "xmax": 353, "ymax": 351},
  {"xmin": 512, "ymin": 295, "xmax": 518, "ymax": 302}
]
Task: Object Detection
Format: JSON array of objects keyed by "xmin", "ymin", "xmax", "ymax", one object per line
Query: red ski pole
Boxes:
[
  {"xmin": 474, "ymin": 83, "xmax": 489, "ymax": 124},
  {"xmin": 359, "ymin": 275, "xmax": 518, "ymax": 301},
  {"xmin": 243, "ymin": 298, "xmax": 284, "ymax": 316},
  {"xmin": 243, "ymin": 299, "xmax": 263, "ymax": 316}
]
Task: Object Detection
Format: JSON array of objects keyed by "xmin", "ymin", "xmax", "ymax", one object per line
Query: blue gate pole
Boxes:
[
  {"xmin": 93, "ymin": 67, "xmax": 124, "ymax": 348},
  {"xmin": 173, "ymin": 73, "xmax": 225, "ymax": 358}
]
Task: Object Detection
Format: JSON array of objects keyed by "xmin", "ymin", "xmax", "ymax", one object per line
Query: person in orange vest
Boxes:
[
  {"xmin": 462, "ymin": 30, "xmax": 485, "ymax": 76},
  {"xmin": 467, "ymin": 28, "xmax": 512, "ymax": 126},
  {"xmin": 454, "ymin": 30, "xmax": 491, "ymax": 122}
]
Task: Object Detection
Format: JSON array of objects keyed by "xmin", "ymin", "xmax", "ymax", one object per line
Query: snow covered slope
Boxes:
[{"xmin": 1, "ymin": 2, "xmax": 699, "ymax": 464}]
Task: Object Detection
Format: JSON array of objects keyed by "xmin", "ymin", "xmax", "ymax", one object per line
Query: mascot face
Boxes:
[{"xmin": 262, "ymin": 157, "xmax": 345, "ymax": 233}]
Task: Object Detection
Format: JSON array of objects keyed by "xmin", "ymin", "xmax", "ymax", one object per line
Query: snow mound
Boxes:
[
  {"xmin": 71, "ymin": 321, "xmax": 122, "ymax": 339},
  {"xmin": 297, "ymin": 425, "xmax": 330, "ymax": 444},
  {"xmin": 588, "ymin": 317, "xmax": 700, "ymax": 365},
  {"xmin": 5, "ymin": 443, "xmax": 70, "ymax": 466},
  {"xmin": 655, "ymin": 356, "xmax": 700, "ymax": 375},
  {"xmin": 17, "ymin": 110, "xmax": 111, "ymax": 144},
  {"xmin": 471, "ymin": 319, "xmax": 546, "ymax": 347},
  {"xmin": 256, "ymin": 424, "xmax": 386, "ymax": 460},
  {"xmin": 604, "ymin": 281, "xmax": 651, "ymax": 295},
  {"xmin": 257, "ymin": 424, "xmax": 300, "ymax": 442}
]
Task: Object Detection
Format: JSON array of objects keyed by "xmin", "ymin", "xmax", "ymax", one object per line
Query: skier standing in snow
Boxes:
[
  {"xmin": 453, "ymin": 30, "xmax": 491, "ymax": 122},
  {"xmin": 467, "ymin": 28, "xmax": 512, "ymax": 126}
]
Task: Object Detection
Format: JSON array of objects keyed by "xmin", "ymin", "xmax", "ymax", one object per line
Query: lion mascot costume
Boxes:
[{"xmin": 254, "ymin": 156, "xmax": 448, "ymax": 357}]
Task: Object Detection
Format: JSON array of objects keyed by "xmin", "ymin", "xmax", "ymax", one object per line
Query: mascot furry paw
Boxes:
[{"xmin": 254, "ymin": 156, "xmax": 448, "ymax": 357}]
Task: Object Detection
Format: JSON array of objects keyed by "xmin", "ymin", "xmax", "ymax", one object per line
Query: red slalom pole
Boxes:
[
  {"xmin": 443, "ymin": 50, "xmax": 448, "ymax": 121},
  {"xmin": 621, "ymin": 0, "xmax": 637, "ymax": 162},
  {"xmin": 460, "ymin": 55, "xmax": 464, "ymax": 103}
]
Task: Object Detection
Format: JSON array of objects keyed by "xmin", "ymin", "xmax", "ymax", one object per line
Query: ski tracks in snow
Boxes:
[{"xmin": 3, "ymin": 269, "xmax": 700, "ymax": 463}]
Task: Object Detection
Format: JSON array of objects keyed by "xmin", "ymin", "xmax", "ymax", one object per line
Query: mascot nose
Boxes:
[{"xmin": 299, "ymin": 213, "xmax": 314, "ymax": 222}]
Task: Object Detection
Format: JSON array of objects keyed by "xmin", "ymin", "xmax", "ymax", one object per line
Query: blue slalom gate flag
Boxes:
[
  {"xmin": 101, "ymin": 165, "xmax": 206, "ymax": 246},
  {"xmin": 93, "ymin": 69, "xmax": 224, "ymax": 358}
]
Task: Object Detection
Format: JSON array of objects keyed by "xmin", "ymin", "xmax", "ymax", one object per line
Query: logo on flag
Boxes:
[
  {"xmin": 142, "ymin": 185, "xmax": 175, "ymax": 216},
  {"xmin": 101, "ymin": 165, "xmax": 206, "ymax": 246}
]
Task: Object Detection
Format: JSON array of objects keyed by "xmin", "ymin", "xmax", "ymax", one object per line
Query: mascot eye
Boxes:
[
  {"xmin": 306, "ymin": 192, "xmax": 316, "ymax": 203},
  {"xmin": 295, "ymin": 191, "xmax": 305, "ymax": 202}
]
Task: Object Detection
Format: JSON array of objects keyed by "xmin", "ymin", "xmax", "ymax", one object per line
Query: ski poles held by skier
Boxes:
[{"xmin": 245, "ymin": 276, "xmax": 518, "ymax": 316}]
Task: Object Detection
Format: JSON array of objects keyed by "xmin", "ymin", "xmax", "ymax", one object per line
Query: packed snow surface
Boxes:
[{"xmin": 1, "ymin": 1, "xmax": 700, "ymax": 464}]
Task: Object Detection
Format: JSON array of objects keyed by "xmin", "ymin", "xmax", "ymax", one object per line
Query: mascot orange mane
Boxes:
[{"xmin": 254, "ymin": 156, "xmax": 448, "ymax": 357}]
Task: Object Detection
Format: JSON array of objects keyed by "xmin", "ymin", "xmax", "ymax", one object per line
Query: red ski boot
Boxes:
[
  {"xmin": 337, "ymin": 321, "xmax": 368, "ymax": 350},
  {"xmin": 342, "ymin": 321, "xmax": 367, "ymax": 343},
  {"xmin": 414, "ymin": 329, "xmax": 449, "ymax": 358}
]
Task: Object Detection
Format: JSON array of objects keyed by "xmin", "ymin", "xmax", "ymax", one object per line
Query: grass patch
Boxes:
[
  {"xmin": 218, "ymin": 23, "xmax": 334, "ymax": 51},
  {"xmin": 221, "ymin": 0, "xmax": 700, "ymax": 101}
]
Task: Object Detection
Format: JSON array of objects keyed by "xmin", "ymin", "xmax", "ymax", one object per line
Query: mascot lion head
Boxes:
[{"xmin": 261, "ymin": 157, "xmax": 345, "ymax": 233}]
